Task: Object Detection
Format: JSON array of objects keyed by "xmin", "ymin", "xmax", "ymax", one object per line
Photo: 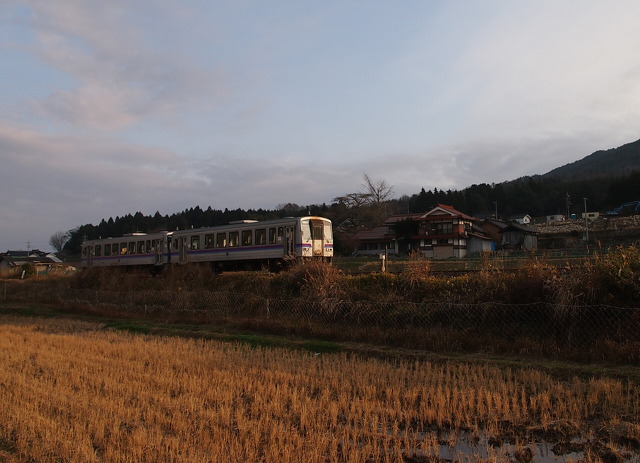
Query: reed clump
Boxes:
[{"xmin": 547, "ymin": 245, "xmax": 640, "ymax": 306}]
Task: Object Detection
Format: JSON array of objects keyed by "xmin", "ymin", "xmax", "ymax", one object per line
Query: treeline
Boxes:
[{"xmin": 63, "ymin": 170, "xmax": 640, "ymax": 255}]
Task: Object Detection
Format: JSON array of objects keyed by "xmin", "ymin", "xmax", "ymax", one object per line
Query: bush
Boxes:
[{"xmin": 20, "ymin": 263, "xmax": 36, "ymax": 279}]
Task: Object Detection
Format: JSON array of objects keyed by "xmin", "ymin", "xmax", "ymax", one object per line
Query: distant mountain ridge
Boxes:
[{"xmin": 542, "ymin": 138, "xmax": 640, "ymax": 180}]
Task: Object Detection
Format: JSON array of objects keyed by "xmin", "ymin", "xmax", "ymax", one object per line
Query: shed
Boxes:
[
  {"xmin": 500, "ymin": 223, "xmax": 538, "ymax": 251},
  {"xmin": 546, "ymin": 214, "xmax": 564, "ymax": 223},
  {"xmin": 0, "ymin": 254, "xmax": 66, "ymax": 277}
]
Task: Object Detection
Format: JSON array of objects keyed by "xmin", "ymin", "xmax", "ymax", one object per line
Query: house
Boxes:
[
  {"xmin": 401, "ymin": 204, "xmax": 491, "ymax": 259},
  {"xmin": 500, "ymin": 223, "xmax": 538, "ymax": 251},
  {"xmin": 509, "ymin": 213, "xmax": 532, "ymax": 225},
  {"xmin": 354, "ymin": 205, "xmax": 495, "ymax": 259},
  {"xmin": 352, "ymin": 226, "xmax": 394, "ymax": 255},
  {"xmin": 0, "ymin": 251, "xmax": 66, "ymax": 277},
  {"xmin": 467, "ymin": 225, "xmax": 495, "ymax": 254},
  {"xmin": 479, "ymin": 218, "xmax": 508, "ymax": 244},
  {"xmin": 546, "ymin": 214, "xmax": 565, "ymax": 222}
]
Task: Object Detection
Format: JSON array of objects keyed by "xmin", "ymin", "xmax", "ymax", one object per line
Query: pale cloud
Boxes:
[
  {"xmin": 8, "ymin": 0, "xmax": 228, "ymax": 130},
  {"xmin": 449, "ymin": 1, "xmax": 640, "ymax": 140},
  {"xmin": 0, "ymin": 126, "xmax": 197, "ymax": 224}
]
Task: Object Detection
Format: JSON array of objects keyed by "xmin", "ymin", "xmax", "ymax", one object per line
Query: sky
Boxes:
[{"xmin": 2, "ymin": 1, "xmax": 640, "ymax": 252}]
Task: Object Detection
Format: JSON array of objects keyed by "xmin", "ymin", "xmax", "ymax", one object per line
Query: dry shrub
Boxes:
[
  {"xmin": 162, "ymin": 263, "xmax": 218, "ymax": 290},
  {"xmin": 343, "ymin": 273, "xmax": 401, "ymax": 301},
  {"xmin": 401, "ymin": 254, "xmax": 431, "ymax": 291},
  {"xmin": 501, "ymin": 256, "xmax": 552, "ymax": 304},
  {"xmin": 277, "ymin": 259, "xmax": 345, "ymax": 301},
  {"xmin": 549, "ymin": 246, "xmax": 640, "ymax": 306},
  {"xmin": 71, "ymin": 267, "xmax": 156, "ymax": 291},
  {"xmin": 480, "ymin": 251, "xmax": 505, "ymax": 273}
]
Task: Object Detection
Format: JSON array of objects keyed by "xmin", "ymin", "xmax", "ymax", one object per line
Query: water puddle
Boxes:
[{"xmin": 392, "ymin": 428, "xmax": 640, "ymax": 462}]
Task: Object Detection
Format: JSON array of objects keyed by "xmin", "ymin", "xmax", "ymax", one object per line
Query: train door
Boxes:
[
  {"xmin": 310, "ymin": 221, "xmax": 324, "ymax": 256},
  {"xmin": 284, "ymin": 226, "xmax": 295, "ymax": 257},
  {"xmin": 86, "ymin": 245, "xmax": 93, "ymax": 267},
  {"xmin": 178, "ymin": 236, "xmax": 189, "ymax": 264},
  {"xmin": 155, "ymin": 238, "xmax": 163, "ymax": 265}
]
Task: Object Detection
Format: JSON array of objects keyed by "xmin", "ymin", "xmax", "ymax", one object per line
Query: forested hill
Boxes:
[
  {"xmin": 405, "ymin": 137, "xmax": 640, "ymax": 221},
  {"xmin": 543, "ymin": 138, "xmax": 640, "ymax": 180}
]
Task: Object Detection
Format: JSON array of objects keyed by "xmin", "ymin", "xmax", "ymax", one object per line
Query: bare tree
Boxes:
[
  {"xmin": 361, "ymin": 173, "xmax": 395, "ymax": 225},
  {"xmin": 332, "ymin": 192, "xmax": 372, "ymax": 210},
  {"xmin": 49, "ymin": 231, "xmax": 69, "ymax": 253},
  {"xmin": 332, "ymin": 174, "xmax": 395, "ymax": 233},
  {"xmin": 362, "ymin": 173, "xmax": 394, "ymax": 204}
]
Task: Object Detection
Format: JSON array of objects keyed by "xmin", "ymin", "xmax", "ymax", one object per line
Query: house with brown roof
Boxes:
[
  {"xmin": 353, "ymin": 205, "xmax": 495, "ymax": 259},
  {"xmin": 367, "ymin": 205, "xmax": 492, "ymax": 259},
  {"xmin": 412, "ymin": 204, "xmax": 492, "ymax": 258},
  {"xmin": 352, "ymin": 226, "xmax": 394, "ymax": 255}
]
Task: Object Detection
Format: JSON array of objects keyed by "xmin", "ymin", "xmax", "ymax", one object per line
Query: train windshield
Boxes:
[
  {"xmin": 303, "ymin": 219, "xmax": 331, "ymax": 241},
  {"xmin": 311, "ymin": 222, "xmax": 323, "ymax": 240}
]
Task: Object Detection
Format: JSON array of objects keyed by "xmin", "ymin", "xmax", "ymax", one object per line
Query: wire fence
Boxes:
[{"xmin": 3, "ymin": 282, "xmax": 640, "ymax": 364}]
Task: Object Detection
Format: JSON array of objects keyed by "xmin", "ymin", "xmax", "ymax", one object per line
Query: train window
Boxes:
[
  {"xmin": 104, "ymin": 244, "xmax": 111, "ymax": 256},
  {"xmin": 229, "ymin": 231, "xmax": 239, "ymax": 247},
  {"xmin": 137, "ymin": 241, "xmax": 144, "ymax": 254},
  {"xmin": 256, "ymin": 229, "xmax": 266, "ymax": 245},
  {"xmin": 128, "ymin": 242, "xmax": 136, "ymax": 254},
  {"xmin": 82, "ymin": 247, "xmax": 87, "ymax": 257},
  {"xmin": 269, "ymin": 228, "xmax": 277, "ymax": 244},
  {"xmin": 146, "ymin": 240, "xmax": 151, "ymax": 253},
  {"xmin": 241, "ymin": 230, "xmax": 252, "ymax": 246},
  {"xmin": 191, "ymin": 235, "xmax": 200, "ymax": 250},
  {"xmin": 95, "ymin": 245, "xmax": 102, "ymax": 257},
  {"xmin": 121, "ymin": 244, "xmax": 128, "ymax": 255},
  {"xmin": 216, "ymin": 233, "xmax": 226, "ymax": 248},
  {"xmin": 277, "ymin": 227, "xmax": 284, "ymax": 243},
  {"xmin": 172, "ymin": 239, "xmax": 178, "ymax": 250},
  {"xmin": 311, "ymin": 222, "xmax": 323, "ymax": 240},
  {"xmin": 205, "ymin": 234, "xmax": 215, "ymax": 249}
]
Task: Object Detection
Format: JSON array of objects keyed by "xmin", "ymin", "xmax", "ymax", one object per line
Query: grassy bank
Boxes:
[{"xmin": 2, "ymin": 246, "xmax": 640, "ymax": 364}]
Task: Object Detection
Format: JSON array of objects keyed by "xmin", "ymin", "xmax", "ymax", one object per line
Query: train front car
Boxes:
[
  {"xmin": 167, "ymin": 216, "xmax": 334, "ymax": 270},
  {"xmin": 80, "ymin": 232, "xmax": 169, "ymax": 269},
  {"xmin": 296, "ymin": 216, "xmax": 333, "ymax": 262}
]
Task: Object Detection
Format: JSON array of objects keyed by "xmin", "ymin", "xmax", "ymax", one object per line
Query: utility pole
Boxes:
[
  {"xmin": 583, "ymin": 198, "xmax": 589, "ymax": 241},
  {"xmin": 566, "ymin": 192, "xmax": 571, "ymax": 219}
]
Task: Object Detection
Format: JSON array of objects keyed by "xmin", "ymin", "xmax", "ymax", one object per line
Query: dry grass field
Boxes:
[{"xmin": 1, "ymin": 315, "xmax": 639, "ymax": 462}]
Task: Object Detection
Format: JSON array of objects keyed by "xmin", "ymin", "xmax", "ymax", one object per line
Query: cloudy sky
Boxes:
[{"xmin": 2, "ymin": 1, "xmax": 640, "ymax": 252}]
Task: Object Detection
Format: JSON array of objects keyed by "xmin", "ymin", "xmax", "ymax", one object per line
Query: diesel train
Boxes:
[{"xmin": 80, "ymin": 216, "xmax": 333, "ymax": 270}]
